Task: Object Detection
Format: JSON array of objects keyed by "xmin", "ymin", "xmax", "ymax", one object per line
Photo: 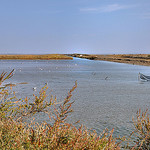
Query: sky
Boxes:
[{"xmin": 0, "ymin": 0, "xmax": 150, "ymax": 54}]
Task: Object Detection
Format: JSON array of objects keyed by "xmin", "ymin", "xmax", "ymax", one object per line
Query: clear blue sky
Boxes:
[{"xmin": 0, "ymin": 0, "xmax": 150, "ymax": 54}]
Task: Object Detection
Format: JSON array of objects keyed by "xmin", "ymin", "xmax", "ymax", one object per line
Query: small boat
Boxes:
[{"xmin": 139, "ymin": 72, "xmax": 150, "ymax": 81}]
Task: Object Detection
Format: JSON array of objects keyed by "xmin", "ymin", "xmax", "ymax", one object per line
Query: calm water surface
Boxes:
[{"xmin": 0, "ymin": 57, "xmax": 150, "ymax": 137}]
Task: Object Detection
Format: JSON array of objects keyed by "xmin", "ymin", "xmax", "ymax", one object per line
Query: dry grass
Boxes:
[
  {"xmin": 69, "ymin": 54, "xmax": 150, "ymax": 66},
  {"xmin": 0, "ymin": 54, "xmax": 73, "ymax": 60}
]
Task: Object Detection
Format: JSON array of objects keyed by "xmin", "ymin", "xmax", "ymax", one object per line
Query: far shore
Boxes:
[
  {"xmin": 0, "ymin": 54, "xmax": 73, "ymax": 60},
  {"xmin": 1, "ymin": 53, "xmax": 150, "ymax": 66},
  {"xmin": 68, "ymin": 54, "xmax": 150, "ymax": 66}
]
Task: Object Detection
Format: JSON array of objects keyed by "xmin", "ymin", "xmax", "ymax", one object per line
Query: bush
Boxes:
[
  {"xmin": 0, "ymin": 70, "xmax": 122, "ymax": 149},
  {"xmin": 131, "ymin": 109, "xmax": 150, "ymax": 149},
  {"xmin": 0, "ymin": 70, "xmax": 150, "ymax": 149}
]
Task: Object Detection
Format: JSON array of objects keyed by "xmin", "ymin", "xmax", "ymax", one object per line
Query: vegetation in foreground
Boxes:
[
  {"xmin": 0, "ymin": 54, "xmax": 73, "ymax": 60},
  {"xmin": 0, "ymin": 70, "xmax": 149, "ymax": 149}
]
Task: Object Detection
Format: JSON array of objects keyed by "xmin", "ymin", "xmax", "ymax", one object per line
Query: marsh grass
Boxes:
[
  {"xmin": 0, "ymin": 70, "xmax": 149, "ymax": 149},
  {"xmin": 0, "ymin": 54, "xmax": 73, "ymax": 60},
  {"xmin": 69, "ymin": 54, "xmax": 150, "ymax": 66}
]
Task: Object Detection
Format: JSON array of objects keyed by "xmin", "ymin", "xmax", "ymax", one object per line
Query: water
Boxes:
[{"xmin": 0, "ymin": 57, "xmax": 150, "ymax": 137}]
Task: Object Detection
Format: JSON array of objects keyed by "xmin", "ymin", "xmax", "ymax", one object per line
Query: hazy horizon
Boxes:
[
  {"xmin": 0, "ymin": 52, "xmax": 150, "ymax": 55},
  {"xmin": 0, "ymin": 0, "xmax": 150, "ymax": 54}
]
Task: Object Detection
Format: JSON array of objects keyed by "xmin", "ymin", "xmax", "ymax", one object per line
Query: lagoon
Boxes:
[{"xmin": 0, "ymin": 57, "xmax": 150, "ymax": 137}]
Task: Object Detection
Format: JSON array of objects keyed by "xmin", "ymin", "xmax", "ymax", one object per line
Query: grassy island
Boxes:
[
  {"xmin": 0, "ymin": 54, "xmax": 73, "ymax": 60},
  {"xmin": 68, "ymin": 54, "xmax": 150, "ymax": 66}
]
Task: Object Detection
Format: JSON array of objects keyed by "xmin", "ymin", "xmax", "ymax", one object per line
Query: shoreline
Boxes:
[
  {"xmin": 1, "ymin": 53, "xmax": 150, "ymax": 66},
  {"xmin": 68, "ymin": 54, "xmax": 150, "ymax": 66},
  {"xmin": 0, "ymin": 54, "xmax": 73, "ymax": 60}
]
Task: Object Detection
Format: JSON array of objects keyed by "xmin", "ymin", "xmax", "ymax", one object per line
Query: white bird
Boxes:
[{"xmin": 33, "ymin": 87, "xmax": 37, "ymax": 91}]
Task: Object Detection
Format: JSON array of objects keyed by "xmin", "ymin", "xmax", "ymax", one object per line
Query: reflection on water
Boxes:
[{"xmin": 0, "ymin": 58, "xmax": 150, "ymax": 137}]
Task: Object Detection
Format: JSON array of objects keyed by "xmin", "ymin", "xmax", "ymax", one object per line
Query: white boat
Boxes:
[{"xmin": 139, "ymin": 72, "xmax": 150, "ymax": 81}]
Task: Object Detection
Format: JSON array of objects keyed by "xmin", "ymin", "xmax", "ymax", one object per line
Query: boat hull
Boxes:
[{"xmin": 139, "ymin": 73, "xmax": 150, "ymax": 81}]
